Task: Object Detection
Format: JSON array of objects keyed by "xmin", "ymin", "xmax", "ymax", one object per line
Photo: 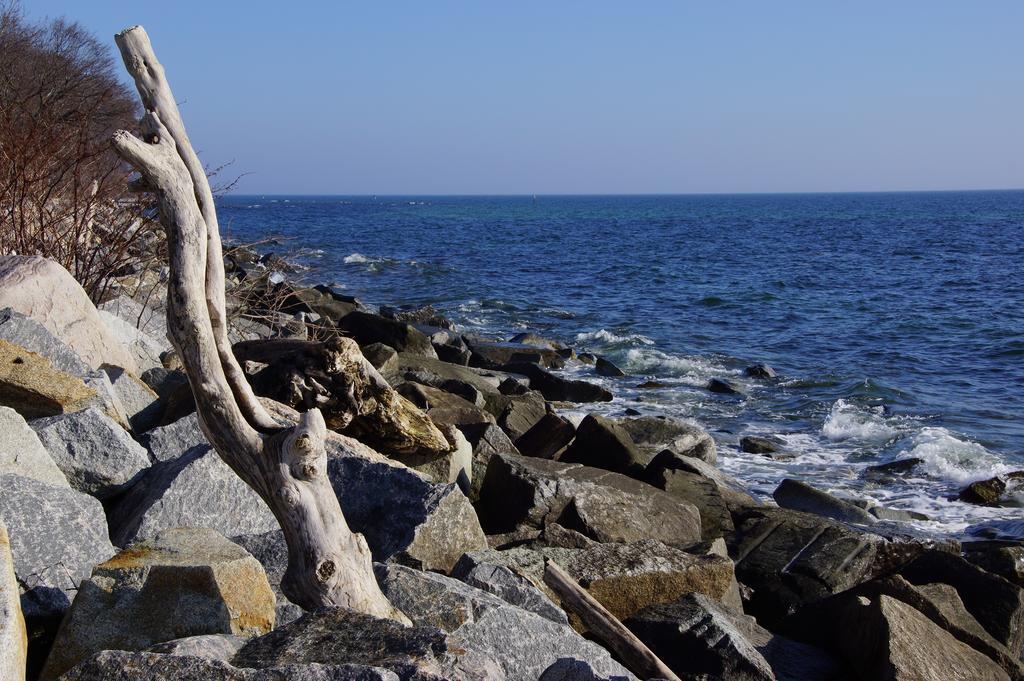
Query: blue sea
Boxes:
[{"xmin": 217, "ymin": 191, "xmax": 1024, "ymax": 538}]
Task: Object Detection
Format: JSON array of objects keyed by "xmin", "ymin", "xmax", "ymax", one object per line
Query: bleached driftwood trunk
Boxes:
[{"xmin": 111, "ymin": 25, "xmax": 406, "ymax": 622}]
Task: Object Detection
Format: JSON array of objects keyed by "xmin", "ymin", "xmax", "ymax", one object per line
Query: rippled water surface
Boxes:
[{"xmin": 218, "ymin": 192, "xmax": 1024, "ymax": 537}]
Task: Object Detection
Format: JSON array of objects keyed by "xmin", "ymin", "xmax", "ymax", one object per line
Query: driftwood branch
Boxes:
[
  {"xmin": 111, "ymin": 25, "xmax": 406, "ymax": 622},
  {"xmin": 543, "ymin": 559, "xmax": 681, "ymax": 681}
]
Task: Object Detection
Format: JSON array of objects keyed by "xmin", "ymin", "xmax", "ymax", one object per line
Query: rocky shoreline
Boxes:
[{"xmin": 1, "ymin": 244, "xmax": 1023, "ymax": 681}]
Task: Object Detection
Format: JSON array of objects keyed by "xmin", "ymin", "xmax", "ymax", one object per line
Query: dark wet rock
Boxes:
[
  {"xmin": 594, "ymin": 357, "xmax": 625, "ymax": 377},
  {"xmin": 109, "ymin": 445, "xmax": 278, "ymax": 546},
  {"xmin": 868, "ymin": 505, "xmax": 931, "ymax": 522},
  {"xmin": 40, "ymin": 528, "xmax": 276, "ymax": 681},
  {"xmin": 0, "ymin": 473, "xmax": 114, "ymax": 620},
  {"xmin": 625, "ymin": 593, "xmax": 777, "ymax": 681},
  {"xmin": 380, "ymin": 304, "xmax": 455, "ymax": 331},
  {"xmin": 504, "ymin": 362, "xmax": 612, "ymax": 403},
  {"xmin": 30, "ymin": 407, "xmax": 150, "ymax": 499},
  {"xmin": 727, "ymin": 505, "xmax": 934, "ymax": 626},
  {"xmin": 740, "ymin": 435, "xmax": 780, "ymax": 455},
  {"xmin": 498, "ymin": 376, "xmax": 530, "ymax": 395},
  {"xmin": 559, "ymin": 414, "xmax": 645, "ymax": 477},
  {"xmin": 864, "ymin": 457, "xmax": 924, "ymax": 481},
  {"xmin": 140, "ymin": 366, "xmax": 189, "ymax": 402},
  {"xmin": 645, "ymin": 449, "xmax": 755, "ymax": 510},
  {"xmin": 744, "ymin": 364, "xmax": 777, "ymax": 379},
  {"xmin": 773, "ymin": 478, "xmax": 877, "ymax": 525},
  {"xmin": 645, "ymin": 464, "xmax": 733, "ymax": 541},
  {"xmin": 432, "ymin": 339, "xmax": 471, "ymax": 366},
  {"xmin": 708, "ymin": 377, "xmax": 742, "ymax": 394},
  {"xmin": 326, "ymin": 447, "xmax": 487, "ymax": 573},
  {"xmin": 508, "ymin": 333, "xmax": 567, "ymax": 351},
  {"xmin": 375, "ymin": 564, "xmax": 632, "ymax": 680},
  {"xmin": 577, "ymin": 353, "xmax": 597, "ymax": 365},
  {"xmin": 396, "ymin": 381, "xmax": 493, "ymax": 428},
  {"xmin": 783, "ymin": 591, "xmax": 1009, "ymax": 681},
  {"xmin": 964, "ymin": 542, "xmax": 1024, "ymax": 588},
  {"xmin": 137, "ymin": 412, "xmax": 206, "ymax": 462},
  {"xmin": 478, "ymin": 453, "xmax": 701, "ymax": 549},
  {"xmin": 456, "ymin": 422, "xmax": 520, "ymax": 500},
  {"xmin": 361, "ymin": 343, "xmax": 399, "ymax": 377},
  {"xmin": 337, "ymin": 311, "xmax": 437, "ymax": 358},
  {"xmin": 539, "ymin": 658, "xmax": 632, "ymax": 681},
  {"xmin": 515, "ymin": 412, "xmax": 576, "ymax": 460},
  {"xmin": 60, "ymin": 650, "xmax": 399, "ymax": 680},
  {"xmin": 959, "ymin": 473, "xmax": 1024, "ymax": 506},
  {"xmin": 230, "ymin": 530, "xmax": 305, "ymax": 626},
  {"xmin": 898, "ymin": 549, "xmax": 1024, "ymax": 656},
  {"xmin": 636, "ymin": 380, "xmax": 667, "ymax": 389},
  {"xmin": 619, "ymin": 415, "xmax": 717, "ymax": 465},
  {"xmin": 467, "ymin": 338, "xmax": 564, "ymax": 370},
  {"xmin": 623, "ymin": 407, "xmax": 641, "ymax": 416}
]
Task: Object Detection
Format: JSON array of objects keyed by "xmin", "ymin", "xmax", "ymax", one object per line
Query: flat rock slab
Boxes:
[
  {"xmin": 0, "ymin": 338, "xmax": 98, "ymax": 420},
  {"xmin": 773, "ymin": 478, "xmax": 877, "ymax": 525},
  {"xmin": 41, "ymin": 527, "xmax": 276, "ymax": 681},
  {"xmin": 0, "ymin": 473, "xmax": 114, "ymax": 619},
  {"xmin": 478, "ymin": 453, "xmax": 701, "ymax": 549},
  {"xmin": 31, "ymin": 407, "xmax": 150, "ymax": 499},
  {"xmin": 0, "ymin": 405, "xmax": 69, "ymax": 487},
  {"xmin": 109, "ymin": 445, "xmax": 279, "ymax": 547}
]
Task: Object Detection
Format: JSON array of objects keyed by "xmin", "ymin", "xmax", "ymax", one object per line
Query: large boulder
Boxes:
[
  {"xmin": 727, "ymin": 505, "xmax": 934, "ymax": 626},
  {"xmin": 108, "ymin": 445, "xmax": 279, "ymax": 547},
  {"xmin": 30, "ymin": 407, "xmax": 151, "ymax": 499},
  {"xmin": 231, "ymin": 531, "xmax": 304, "ymax": 627},
  {"xmin": 514, "ymin": 412, "xmax": 575, "ymax": 460},
  {"xmin": 773, "ymin": 478, "xmax": 877, "ymax": 525},
  {"xmin": 41, "ymin": 528, "xmax": 276, "ymax": 681},
  {"xmin": 495, "ymin": 391, "xmax": 548, "ymax": 441},
  {"xmin": 559, "ymin": 414, "xmax": 645, "ymax": 477},
  {"xmin": 504, "ymin": 362, "xmax": 612, "ymax": 403},
  {"xmin": 456, "ymin": 539, "xmax": 740, "ymax": 626},
  {"xmin": 456, "ymin": 422, "xmax": 519, "ymax": 501},
  {"xmin": 0, "ymin": 405, "xmax": 69, "ymax": 487},
  {"xmin": 102, "ymin": 365, "xmax": 163, "ymax": 433},
  {"xmin": 326, "ymin": 443, "xmax": 487, "ymax": 573},
  {"xmin": 450, "ymin": 557, "xmax": 568, "ymax": 625},
  {"xmin": 467, "ymin": 339, "xmax": 564, "ymax": 370},
  {"xmin": 97, "ymin": 308, "xmax": 167, "ymax": 372},
  {"xmin": 0, "ymin": 474, "xmax": 114, "ymax": 620},
  {"xmin": 478, "ymin": 453, "xmax": 701, "ymax": 549},
  {"xmin": 645, "ymin": 464, "xmax": 734, "ymax": 541},
  {"xmin": 230, "ymin": 607, "xmax": 493, "ymax": 680},
  {"xmin": 619, "ymin": 415, "xmax": 717, "ymax": 465},
  {"xmin": 899, "ymin": 550, "xmax": 1024, "ymax": 657},
  {"xmin": 137, "ymin": 412, "xmax": 207, "ymax": 462},
  {"xmin": 375, "ymin": 563, "xmax": 635, "ymax": 681},
  {"xmin": 791, "ymin": 593, "xmax": 1009, "ymax": 681},
  {"xmin": 0, "ymin": 519, "xmax": 28, "ymax": 681},
  {"xmin": 0, "ymin": 256, "xmax": 138, "ymax": 372},
  {"xmin": 0, "ymin": 307, "xmax": 92, "ymax": 377},
  {"xmin": 337, "ymin": 311, "xmax": 437, "ymax": 358},
  {"xmin": 645, "ymin": 450, "xmax": 755, "ymax": 512}
]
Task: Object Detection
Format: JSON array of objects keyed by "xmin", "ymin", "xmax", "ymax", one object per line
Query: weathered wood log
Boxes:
[
  {"xmin": 543, "ymin": 559, "xmax": 681, "ymax": 681},
  {"xmin": 110, "ymin": 25, "xmax": 406, "ymax": 622},
  {"xmin": 234, "ymin": 337, "xmax": 451, "ymax": 456}
]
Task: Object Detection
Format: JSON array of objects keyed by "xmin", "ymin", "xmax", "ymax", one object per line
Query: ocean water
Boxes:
[{"xmin": 217, "ymin": 192, "xmax": 1024, "ymax": 538}]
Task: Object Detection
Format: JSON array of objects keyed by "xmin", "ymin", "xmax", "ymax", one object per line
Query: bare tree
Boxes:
[
  {"xmin": 0, "ymin": 2, "xmax": 160, "ymax": 301},
  {"xmin": 110, "ymin": 25, "xmax": 406, "ymax": 621}
]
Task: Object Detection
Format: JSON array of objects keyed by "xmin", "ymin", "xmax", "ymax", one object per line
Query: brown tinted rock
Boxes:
[
  {"xmin": 740, "ymin": 436, "xmax": 779, "ymax": 454},
  {"xmin": 0, "ymin": 339, "xmax": 97, "ymax": 419},
  {"xmin": 496, "ymin": 391, "xmax": 548, "ymax": 441},
  {"xmin": 41, "ymin": 528, "xmax": 275, "ymax": 681},
  {"xmin": 467, "ymin": 339, "xmax": 564, "ymax": 369},
  {"xmin": 361, "ymin": 343, "xmax": 398, "ymax": 377},
  {"xmin": 620, "ymin": 415, "xmax": 717, "ymax": 465}
]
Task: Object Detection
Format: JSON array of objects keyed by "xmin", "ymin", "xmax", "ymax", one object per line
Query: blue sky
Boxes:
[{"xmin": 26, "ymin": 2, "xmax": 1024, "ymax": 194}]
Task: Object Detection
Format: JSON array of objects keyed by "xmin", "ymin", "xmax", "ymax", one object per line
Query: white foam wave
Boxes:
[
  {"xmin": 901, "ymin": 427, "xmax": 1010, "ymax": 485},
  {"xmin": 575, "ymin": 329, "xmax": 654, "ymax": 346},
  {"xmin": 343, "ymin": 253, "xmax": 371, "ymax": 264},
  {"xmin": 821, "ymin": 399, "xmax": 900, "ymax": 444}
]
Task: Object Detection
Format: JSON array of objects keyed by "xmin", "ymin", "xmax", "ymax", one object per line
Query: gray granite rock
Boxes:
[
  {"xmin": 0, "ymin": 405, "xmax": 69, "ymax": 487},
  {"xmin": 457, "ymin": 421, "xmax": 519, "ymax": 501},
  {"xmin": 326, "ymin": 445, "xmax": 487, "ymax": 573},
  {"xmin": 31, "ymin": 407, "xmax": 150, "ymax": 499},
  {"xmin": 108, "ymin": 445, "xmax": 278, "ymax": 546},
  {"xmin": 0, "ymin": 518, "xmax": 27, "ymax": 681},
  {"xmin": 773, "ymin": 478, "xmax": 877, "ymax": 525},
  {"xmin": 62, "ymin": 650, "xmax": 399, "ymax": 681},
  {"xmin": 146, "ymin": 634, "xmax": 247, "ymax": 661},
  {"xmin": 97, "ymin": 308, "xmax": 167, "ymax": 372},
  {"xmin": 451, "ymin": 559, "xmax": 568, "ymax": 624},
  {"xmin": 375, "ymin": 564, "xmax": 635, "ymax": 681},
  {"xmin": 137, "ymin": 412, "xmax": 207, "ymax": 462},
  {"xmin": 0, "ymin": 307, "xmax": 91, "ymax": 377},
  {"xmin": 478, "ymin": 453, "xmax": 701, "ymax": 549},
  {"xmin": 0, "ymin": 473, "xmax": 114, "ymax": 619},
  {"xmin": 102, "ymin": 365, "xmax": 163, "ymax": 433},
  {"xmin": 41, "ymin": 528, "xmax": 276, "ymax": 681},
  {"xmin": 231, "ymin": 530, "xmax": 305, "ymax": 626},
  {"xmin": 539, "ymin": 659, "xmax": 633, "ymax": 681}
]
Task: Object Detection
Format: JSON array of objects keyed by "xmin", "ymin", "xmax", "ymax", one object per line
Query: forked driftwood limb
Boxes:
[
  {"xmin": 110, "ymin": 25, "xmax": 406, "ymax": 622},
  {"xmin": 543, "ymin": 559, "xmax": 681, "ymax": 681}
]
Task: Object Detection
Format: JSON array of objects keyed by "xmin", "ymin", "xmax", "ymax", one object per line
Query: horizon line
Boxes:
[{"xmin": 221, "ymin": 187, "xmax": 1024, "ymax": 198}]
